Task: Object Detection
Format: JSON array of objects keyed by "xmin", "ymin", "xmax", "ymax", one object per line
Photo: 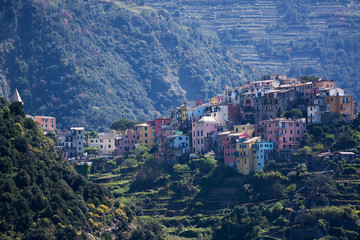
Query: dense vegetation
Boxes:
[
  {"xmin": 0, "ymin": 0, "xmax": 251, "ymax": 130},
  {"xmin": 0, "ymin": 99, "xmax": 163, "ymax": 239}
]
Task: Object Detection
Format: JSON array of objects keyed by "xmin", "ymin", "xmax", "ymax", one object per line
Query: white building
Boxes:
[
  {"xmin": 58, "ymin": 127, "xmax": 85, "ymax": 159},
  {"xmin": 88, "ymin": 132, "xmax": 116, "ymax": 155},
  {"xmin": 207, "ymin": 104, "xmax": 229, "ymax": 125}
]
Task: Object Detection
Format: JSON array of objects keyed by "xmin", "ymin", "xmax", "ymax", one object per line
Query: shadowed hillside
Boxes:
[{"xmin": 0, "ymin": 0, "xmax": 252, "ymax": 130}]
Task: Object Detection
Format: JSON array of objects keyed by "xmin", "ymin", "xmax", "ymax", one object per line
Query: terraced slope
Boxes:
[{"xmin": 145, "ymin": 0, "xmax": 360, "ymax": 96}]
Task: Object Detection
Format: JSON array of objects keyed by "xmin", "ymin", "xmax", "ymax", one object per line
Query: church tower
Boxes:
[{"xmin": 10, "ymin": 88, "xmax": 23, "ymax": 104}]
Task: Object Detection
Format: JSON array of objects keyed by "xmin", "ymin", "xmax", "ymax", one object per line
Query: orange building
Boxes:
[
  {"xmin": 34, "ymin": 116, "xmax": 56, "ymax": 132},
  {"xmin": 134, "ymin": 123, "xmax": 155, "ymax": 147},
  {"xmin": 210, "ymin": 95, "xmax": 224, "ymax": 106},
  {"xmin": 313, "ymin": 79, "xmax": 335, "ymax": 89},
  {"xmin": 325, "ymin": 95, "xmax": 354, "ymax": 115}
]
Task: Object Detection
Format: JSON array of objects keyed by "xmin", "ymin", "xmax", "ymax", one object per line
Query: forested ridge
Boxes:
[
  {"xmin": 0, "ymin": 0, "xmax": 251, "ymax": 130},
  {"xmin": 0, "ymin": 99, "xmax": 163, "ymax": 239}
]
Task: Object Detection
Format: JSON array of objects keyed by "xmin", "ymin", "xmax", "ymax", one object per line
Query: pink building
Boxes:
[
  {"xmin": 192, "ymin": 116, "xmax": 217, "ymax": 153},
  {"xmin": 257, "ymin": 118, "xmax": 307, "ymax": 160},
  {"xmin": 218, "ymin": 131, "xmax": 249, "ymax": 167},
  {"xmin": 114, "ymin": 129, "xmax": 139, "ymax": 155},
  {"xmin": 147, "ymin": 117, "xmax": 171, "ymax": 138}
]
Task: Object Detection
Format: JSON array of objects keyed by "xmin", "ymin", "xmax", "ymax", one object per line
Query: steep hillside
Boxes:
[
  {"xmin": 145, "ymin": 0, "xmax": 360, "ymax": 99},
  {"xmin": 0, "ymin": 98, "xmax": 163, "ymax": 239},
  {"xmin": 0, "ymin": 0, "xmax": 252, "ymax": 130}
]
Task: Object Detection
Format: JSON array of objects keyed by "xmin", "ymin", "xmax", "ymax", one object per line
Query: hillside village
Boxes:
[{"xmin": 17, "ymin": 74, "xmax": 357, "ymax": 175}]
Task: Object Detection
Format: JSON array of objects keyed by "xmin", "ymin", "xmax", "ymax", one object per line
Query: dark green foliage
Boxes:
[
  {"xmin": 0, "ymin": 0, "xmax": 250, "ymax": 130},
  {"xmin": 298, "ymin": 75, "xmax": 320, "ymax": 83},
  {"xmin": 0, "ymin": 99, "xmax": 120, "ymax": 238},
  {"xmin": 283, "ymin": 108, "xmax": 303, "ymax": 119},
  {"xmin": 110, "ymin": 119, "xmax": 141, "ymax": 131}
]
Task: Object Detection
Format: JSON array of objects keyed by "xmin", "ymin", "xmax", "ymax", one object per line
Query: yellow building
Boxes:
[
  {"xmin": 236, "ymin": 137, "xmax": 261, "ymax": 175},
  {"xmin": 181, "ymin": 104, "xmax": 187, "ymax": 123},
  {"xmin": 134, "ymin": 123, "xmax": 155, "ymax": 147},
  {"xmin": 325, "ymin": 95, "xmax": 354, "ymax": 115},
  {"xmin": 210, "ymin": 95, "xmax": 224, "ymax": 106}
]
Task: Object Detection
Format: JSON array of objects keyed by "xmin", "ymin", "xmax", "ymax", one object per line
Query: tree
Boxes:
[
  {"xmin": 283, "ymin": 108, "xmax": 303, "ymax": 119},
  {"xmin": 298, "ymin": 75, "xmax": 320, "ymax": 83},
  {"xmin": 109, "ymin": 119, "xmax": 141, "ymax": 132}
]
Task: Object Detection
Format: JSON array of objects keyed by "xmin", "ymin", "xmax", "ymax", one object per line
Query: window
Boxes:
[
  {"xmin": 145, "ymin": 127, "xmax": 147, "ymax": 130},
  {"xmin": 108, "ymin": 145, "xmax": 111, "ymax": 148},
  {"xmin": 145, "ymin": 133, "xmax": 148, "ymax": 137}
]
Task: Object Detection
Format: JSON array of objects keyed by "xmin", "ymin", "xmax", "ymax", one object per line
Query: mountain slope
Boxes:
[
  {"xmin": 144, "ymin": 0, "xmax": 360, "ymax": 99},
  {"xmin": 0, "ymin": 0, "xmax": 252, "ymax": 130}
]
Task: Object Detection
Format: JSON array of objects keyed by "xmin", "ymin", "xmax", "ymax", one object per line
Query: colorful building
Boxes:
[
  {"xmin": 236, "ymin": 137, "xmax": 261, "ymax": 175},
  {"xmin": 34, "ymin": 116, "xmax": 56, "ymax": 132},
  {"xmin": 325, "ymin": 95, "xmax": 354, "ymax": 115},
  {"xmin": 219, "ymin": 131, "xmax": 249, "ymax": 167},
  {"xmin": 115, "ymin": 129, "xmax": 139, "ymax": 155},
  {"xmin": 88, "ymin": 132, "xmax": 116, "ymax": 155},
  {"xmin": 258, "ymin": 118, "xmax": 307, "ymax": 160},
  {"xmin": 186, "ymin": 103, "xmax": 210, "ymax": 123},
  {"xmin": 210, "ymin": 95, "xmax": 224, "ymax": 106},
  {"xmin": 255, "ymin": 141, "xmax": 274, "ymax": 170},
  {"xmin": 134, "ymin": 123, "xmax": 155, "ymax": 147},
  {"xmin": 147, "ymin": 117, "xmax": 171, "ymax": 138},
  {"xmin": 192, "ymin": 116, "xmax": 217, "ymax": 153},
  {"xmin": 163, "ymin": 134, "xmax": 190, "ymax": 165}
]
